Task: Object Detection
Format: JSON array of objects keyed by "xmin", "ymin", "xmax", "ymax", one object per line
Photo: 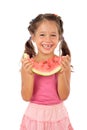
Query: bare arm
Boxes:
[
  {"xmin": 57, "ymin": 55, "xmax": 71, "ymax": 100},
  {"xmin": 21, "ymin": 58, "xmax": 34, "ymax": 101}
]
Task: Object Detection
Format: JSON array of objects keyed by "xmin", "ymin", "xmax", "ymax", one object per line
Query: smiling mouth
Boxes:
[{"xmin": 41, "ymin": 43, "xmax": 53, "ymax": 50}]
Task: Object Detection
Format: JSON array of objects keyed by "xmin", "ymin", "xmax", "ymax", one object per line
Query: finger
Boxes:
[
  {"xmin": 63, "ymin": 55, "xmax": 71, "ymax": 66},
  {"xmin": 66, "ymin": 55, "xmax": 71, "ymax": 63},
  {"xmin": 24, "ymin": 60, "xmax": 34, "ymax": 69},
  {"xmin": 61, "ymin": 61, "xmax": 66, "ymax": 69},
  {"xmin": 21, "ymin": 58, "xmax": 28, "ymax": 63},
  {"xmin": 23, "ymin": 61, "xmax": 32, "ymax": 69},
  {"xmin": 25, "ymin": 63, "xmax": 33, "ymax": 74},
  {"xmin": 61, "ymin": 57, "xmax": 70, "ymax": 71}
]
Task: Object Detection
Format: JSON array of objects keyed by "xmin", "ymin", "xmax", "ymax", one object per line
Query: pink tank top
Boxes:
[{"xmin": 30, "ymin": 74, "xmax": 62, "ymax": 105}]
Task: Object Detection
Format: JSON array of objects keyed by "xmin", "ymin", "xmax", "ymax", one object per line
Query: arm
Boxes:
[
  {"xmin": 57, "ymin": 55, "xmax": 71, "ymax": 100},
  {"xmin": 21, "ymin": 58, "xmax": 34, "ymax": 101}
]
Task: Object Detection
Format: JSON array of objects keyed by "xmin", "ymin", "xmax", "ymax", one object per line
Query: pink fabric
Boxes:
[
  {"xmin": 20, "ymin": 103, "xmax": 73, "ymax": 130},
  {"xmin": 30, "ymin": 74, "xmax": 62, "ymax": 105}
]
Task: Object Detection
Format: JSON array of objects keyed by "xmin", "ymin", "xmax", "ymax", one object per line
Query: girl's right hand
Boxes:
[{"xmin": 21, "ymin": 57, "xmax": 34, "ymax": 75}]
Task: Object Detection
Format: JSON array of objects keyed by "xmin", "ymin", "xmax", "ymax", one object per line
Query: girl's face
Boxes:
[{"xmin": 32, "ymin": 20, "xmax": 60, "ymax": 56}]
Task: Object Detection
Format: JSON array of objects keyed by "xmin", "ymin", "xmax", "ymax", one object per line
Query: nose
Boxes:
[{"xmin": 45, "ymin": 35, "xmax": 51, "ymax": 42}]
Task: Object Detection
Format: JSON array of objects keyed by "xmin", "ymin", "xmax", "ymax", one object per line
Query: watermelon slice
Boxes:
[{"xmin": 23, "ymin": 53, "xmax": 62, "ymax": 76}]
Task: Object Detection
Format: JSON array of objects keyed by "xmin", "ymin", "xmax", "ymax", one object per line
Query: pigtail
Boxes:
[
  {"xmin": 60, "ymin": 37, "xmax": 71, "ymax": 57},
  {"xmin": 24, "ymin": 37, "xmax": 36, "ymax": 58}
]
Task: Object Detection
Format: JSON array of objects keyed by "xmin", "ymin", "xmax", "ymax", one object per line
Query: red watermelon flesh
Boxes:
[
  {"xmin": 32, "ymin": 56, "xmax": 62, "ymax": 76},
  {"xmin": 23, "ymin": 53, "xmax": 62, "ymax": 76}
]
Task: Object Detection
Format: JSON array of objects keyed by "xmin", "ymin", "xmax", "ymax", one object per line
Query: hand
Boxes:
[
  {"xmin": 60, "ymin": 55, "xmax": 71, "ymax": 73},
  {"xmin": 21, "ymin": 56, "xmax": 34, "ymax": 75}
]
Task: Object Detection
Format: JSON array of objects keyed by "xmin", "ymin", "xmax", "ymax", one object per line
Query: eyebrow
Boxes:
[{"xmin": 38, "ymin": 31, "xmax": 57, "ymax": 34}]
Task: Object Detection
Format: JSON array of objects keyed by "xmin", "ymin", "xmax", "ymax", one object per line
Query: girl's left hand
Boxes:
[{"xmin": 60, "ymin": 55, "xmax": 71, "ymax": 73}]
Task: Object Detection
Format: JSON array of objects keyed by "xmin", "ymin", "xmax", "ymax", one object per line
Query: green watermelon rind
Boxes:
[{"xmin": 32, "ymin": 66, "xmax": 62, "ymax": 76}]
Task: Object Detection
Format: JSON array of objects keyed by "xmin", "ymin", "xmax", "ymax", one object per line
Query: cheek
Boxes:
[
  {"xmin": 54, "ymin": 39, "xmax": 59, "ymax": 45},
  {"xmin": 54, "ymin": 39, "xmax": 59, "ymax": 48}
]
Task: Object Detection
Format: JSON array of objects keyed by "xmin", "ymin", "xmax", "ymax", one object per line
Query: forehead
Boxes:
[{"xmin": 36, "ymin": 20, "xmax": 58, "ymax": 32}]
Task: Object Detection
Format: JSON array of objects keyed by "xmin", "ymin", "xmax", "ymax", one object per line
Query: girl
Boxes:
[{"xmin": 20, "ymin": 13, "xmax": 73, "ymax": 130}]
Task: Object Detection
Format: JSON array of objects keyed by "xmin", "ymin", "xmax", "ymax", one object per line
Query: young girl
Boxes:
[{"xmin": 20, "ymin": 13, "xmax": 73, "ymax": 130}]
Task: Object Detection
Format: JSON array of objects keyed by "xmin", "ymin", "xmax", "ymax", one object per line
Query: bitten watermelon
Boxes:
[
  {"xmin": 23, "ymin": 53, "xmax": 29, "ymax": 59},
  {"xmin": 23, "ymin": 53, "xmax": 62, "ymax": 76}
]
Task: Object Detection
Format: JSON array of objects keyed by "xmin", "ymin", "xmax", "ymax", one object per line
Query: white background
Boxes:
[{"xmin": 0, "ymin": 0, "xmax": 87, "ymax": 129}]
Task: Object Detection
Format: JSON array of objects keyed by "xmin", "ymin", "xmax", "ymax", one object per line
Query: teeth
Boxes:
[
  {"xmin": 42, "ymin": 43, "xmax": 52, "ymax": 49},
  {"xmin": 43, "ymin": 44, "xmax": 51, "ymax": 47}
]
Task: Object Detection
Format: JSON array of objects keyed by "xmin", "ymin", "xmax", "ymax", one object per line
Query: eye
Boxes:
[
  {"xmin": 40, "ymin": 33, "xmax": 45, "ymax": 36},
  {"xmin": 51, "ymin": 34, "xmax": 57, "ymax": 37}
]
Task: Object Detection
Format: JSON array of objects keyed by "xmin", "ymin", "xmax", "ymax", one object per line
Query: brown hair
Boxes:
[{"xmin": 24, "ymin": 13, "xmax": 71, "ymax": 58}]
